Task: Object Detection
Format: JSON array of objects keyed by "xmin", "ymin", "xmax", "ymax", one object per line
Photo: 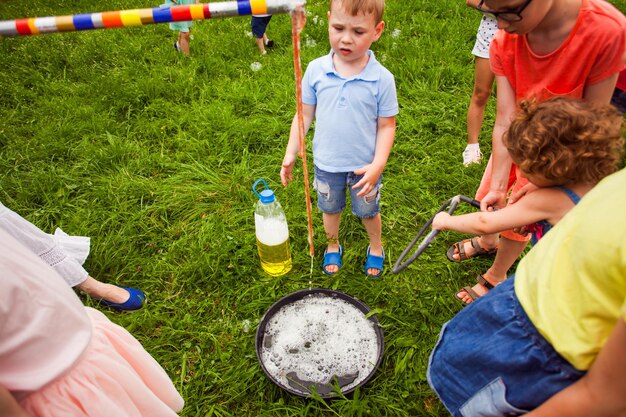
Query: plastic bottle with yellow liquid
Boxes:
[{"xmin": 252, "ymin": 179, "xmax": 292, "ymax": 276}]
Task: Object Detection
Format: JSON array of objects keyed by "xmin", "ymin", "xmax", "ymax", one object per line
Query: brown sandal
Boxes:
[
  {"xmin": 446, "ymin": 237, "xmax": 498, "ymax": 263},
  {"xmin": 454, "ymin": 274, "xmax": 496, "ymax": 305}
]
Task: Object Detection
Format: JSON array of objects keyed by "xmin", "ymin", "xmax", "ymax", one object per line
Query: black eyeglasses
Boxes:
[{"xmin": 475, "ymin": 0, "xmax": 533, "ymax": 22}]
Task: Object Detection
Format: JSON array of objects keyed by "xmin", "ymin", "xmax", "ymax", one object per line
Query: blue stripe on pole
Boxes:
[
  {"xmin": 237, "ymin": 0, "xmax": 252, "ymax": 15},
  {"xmin": 153, "ymin": 7, "xmax": 173, "ymax": 23},
  {"xmin": 73, "ymin": 14, "xmax": 95, "ymax": 30}
]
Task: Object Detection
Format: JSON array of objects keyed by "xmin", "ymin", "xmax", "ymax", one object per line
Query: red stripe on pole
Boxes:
[
  {"xmin": 15, "ymin": 19, "xmax": 32, "ymax": 35},
  {"xmin": 170, "ymin": 6, "xmax": 192, "ymax": 21},
  {"xmin": 203, "ymin": 3, "xmax": 212, "ymax": 18},
  {"xmin": 101, "ymin": 11, "xmax": 124, "ymax": 27}
]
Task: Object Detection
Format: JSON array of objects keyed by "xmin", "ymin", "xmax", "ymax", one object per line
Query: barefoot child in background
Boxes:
[
  {"xmin": 280, "ymin": 0, "xmax": 398, "ymax": 278},
  {"xmin": 251, "ymin": 14, "xmax": 274, "ymax": 55},
  {"xmin": 462, "ymin": 0, "xmax": 497, "ymax": 166},
  {"xmin": 433, "ymin": 97, "xmax": 624, "ymax": 304},
  {"xmin": 446, "ymin": 0, "xmax": 626, "ymax": 301},
  {"xmin": 163, "ymin": 0, "xmax": 199, "ymax": 56},
  {"xmin": 0, "ymin": 229, "xmax": 183, "ymax": 417}
]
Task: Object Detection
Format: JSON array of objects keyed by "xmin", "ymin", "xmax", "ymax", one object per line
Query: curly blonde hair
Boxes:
[{"xmin": 503, "ymin": 97, "xmax": 625, "ymax": 185}]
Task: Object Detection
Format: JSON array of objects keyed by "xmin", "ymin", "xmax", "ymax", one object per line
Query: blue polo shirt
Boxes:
[{"xmin": 302, "ymin": 50, "xmax": 398, "ymax": 172}]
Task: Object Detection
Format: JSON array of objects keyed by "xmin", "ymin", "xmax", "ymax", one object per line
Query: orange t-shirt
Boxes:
[{"xmin": 490, "ymin": 0, "xmax": 626, "ymax": 102}]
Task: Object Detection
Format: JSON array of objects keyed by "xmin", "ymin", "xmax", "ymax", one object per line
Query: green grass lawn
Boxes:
[{"xmin": 1, "ymin": 0, "xmax": 625, "ymax": 415}]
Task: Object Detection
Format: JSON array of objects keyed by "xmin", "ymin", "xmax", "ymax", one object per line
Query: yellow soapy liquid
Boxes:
[{"xmin": 257, "ymin": 238, "xmax": 292, "ymax": 276}]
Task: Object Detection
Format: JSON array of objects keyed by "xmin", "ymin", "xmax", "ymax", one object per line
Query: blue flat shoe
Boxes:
[
  {"xmin": 100, "ymin": 286, "xmax": 146, "ymax": 311},
  {"xmin": 322, "ymin": 245, "xmax": 343, "ymax": 276},
  {"xmin": 364, "ymin": 246, "xmax": 384, "ymax": 278}
]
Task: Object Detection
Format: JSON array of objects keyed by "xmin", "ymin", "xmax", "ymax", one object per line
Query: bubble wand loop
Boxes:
[
  {"xmin": 0, "ymin": 0, "xmax": 303, "ymax": 37},
  {"xmin": 290, "ymin": 7, "xmax": 315, "ymax": 272}
]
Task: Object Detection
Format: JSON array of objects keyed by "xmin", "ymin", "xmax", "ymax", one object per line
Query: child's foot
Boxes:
[
  {"xmin": 77, "ymin": 278, "xmax": 146, "ymax": 311},
  {"xmin": 322, "ymin": 244, "xmax": 343, "ymax": 275},
  {"xmin": 455, "ymin": 273, "xmax": 501, "ymax": 305},
  {"xmin": 260, "ymin": 49, "xmax": 267, "ymax": 55},
  {"xmin": 446, "ymin": 236, "xmax": 498, "ymax": 262},
  {"xmin": 265, "ymin": 39, "xmax": 275, "ymax": 48},
  {"xmin": 99, "ymin": 286, "xmax": 146, "ymax": 311},
  {"xmin": 462, "ymin": 143, "xmax": 482, "ymax": 166},
  {"xmin": 364, "ymin": 246, "xmax": 384, "ymax": 278}
]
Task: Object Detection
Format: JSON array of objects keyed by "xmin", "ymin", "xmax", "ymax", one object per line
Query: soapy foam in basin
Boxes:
[{"xmin": 260, "ymin": 294, "xmax": 379, "ymax": 395}]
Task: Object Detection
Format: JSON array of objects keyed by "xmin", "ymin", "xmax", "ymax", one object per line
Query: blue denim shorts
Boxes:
[
  {"xmin": 251, "ymin": 15, "xmax": 272, "ymax": 38},
  {"xmin": 427, "ymin": 277, "xmax": 585, "ymax": 417},
  {"xmin": 313, "ymin": 166, "xmax": 382, "ymax": 219}
]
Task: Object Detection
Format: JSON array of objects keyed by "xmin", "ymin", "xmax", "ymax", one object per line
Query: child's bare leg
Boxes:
[
  {"xmin": 362, "ymin": 214, "xmax": 383, "ymax": 276},
  {"xmin": 322, "ymin": 212, "xmax": 342, "ymax": 274},
  {"xmin": 178, "ymin": 31, "xmax": 191, "ymax": 56},
  {"xmin": 467, "ymin": 57, "xmax": 494, "ymax": 146},
  {"xmin": 77, "ymin": 276, "xmax": 131, "ymax": 304},
  {"xmin": 456, "ymin": 238, "xmax": 528, "ymax": 303},
  {"xmin": 256, "ymin": 36, "xmax": 266, "ymax": 54}
]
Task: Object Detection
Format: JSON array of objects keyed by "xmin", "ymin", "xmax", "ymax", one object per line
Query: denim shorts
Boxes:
[
  {"xmin": 251, "ymin": 15, "xmax": 272, "ymax": 38},
  {"xmin": 313, "ymin": 166, "xmax": 382, "ymax": 219},
  {"xmin": 427, "ymin": 277, "xmax": 585, "ymax": 417}
]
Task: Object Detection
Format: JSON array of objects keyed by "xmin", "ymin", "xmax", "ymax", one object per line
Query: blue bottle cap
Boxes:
[{"xmin": 259, "ymin": 189, "xmax": 275, "ymax": 204}]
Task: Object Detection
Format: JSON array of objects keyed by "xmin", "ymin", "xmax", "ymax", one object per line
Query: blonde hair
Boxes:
[
  {"xmin": 330, "ymin": 0, "xmax": 385, "ymax": 23},
  {"xmin": 504, "ymin": 97, "xmax": 625, "ymax": 185}
]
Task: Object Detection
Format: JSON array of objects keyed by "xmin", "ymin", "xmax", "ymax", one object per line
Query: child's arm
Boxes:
[
  {"xmin": 480, "ymin": 75, "xmax": 517, "ymax": 212},
  {"xmin": 465, "ymin": 0, "xmax": 481, "ymax": 8},
  {"xmin": 432, "ymin": 187, "xmax": 565, "ymax": 235},
  {"xmin": 280, "ymin": 103, "xmax": 315, "ymax": 186},
  {"xmin": 583, "ymin": 73, "xmax": 619, "ymax": 104},
  {"xmin": 525, "ymin": 318, "xmax": 626, "ymax": 417},
  {"xmin": 353, "ymin": 116, "xmax": 396, "ymax": 197}
]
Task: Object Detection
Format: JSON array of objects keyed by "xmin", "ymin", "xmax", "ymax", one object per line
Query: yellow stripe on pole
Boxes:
[
  {"xmin": 120, "ymin": 10, "xmax": 143, "ymax": 26},
  {"xmin": 189, "ymin": 4, "xmax": 205, "ymax": 20},
  {"xmin": 250, "ymin": 0, "xmax": 268, "ymax": 14}
]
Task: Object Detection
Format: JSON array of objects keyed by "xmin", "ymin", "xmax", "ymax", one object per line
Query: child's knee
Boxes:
[{"xmin": 314, "ymin": 178, "xmax": 345, "ymax": 214}]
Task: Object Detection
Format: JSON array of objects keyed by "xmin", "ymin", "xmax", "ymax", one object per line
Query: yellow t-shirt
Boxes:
[{"xmin": 515, "ymin": 168, "xmax": 626, "ymax": 371}]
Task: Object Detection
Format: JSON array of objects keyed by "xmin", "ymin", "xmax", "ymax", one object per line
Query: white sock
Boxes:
[{"xmin": 465, "ymin": 143, "xmax": 480, "ymax": 150}]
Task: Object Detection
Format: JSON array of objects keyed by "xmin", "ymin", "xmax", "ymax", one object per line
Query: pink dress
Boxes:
[{"xmin": 0, "ymin": 229, "xmax": 184, "ymax": 416}]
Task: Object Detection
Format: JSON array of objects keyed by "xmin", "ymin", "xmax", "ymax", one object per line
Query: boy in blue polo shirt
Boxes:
[{"xmin": 280, "ymin": 0, "xmax": 398, "ymax": 278}]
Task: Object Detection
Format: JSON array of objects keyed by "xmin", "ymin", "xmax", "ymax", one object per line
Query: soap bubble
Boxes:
[{"xmin": 241, "ymin": 319, "xmax": 251, "ymax": 333}]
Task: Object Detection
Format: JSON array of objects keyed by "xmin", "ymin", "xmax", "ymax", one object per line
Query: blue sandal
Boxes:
[
  {"xmin": 364, "ymin": 246, "xmax": 385, "ymax": 278},
  {"xmin": 322, "ymin": 245, "xmax": 343, "ymax": 276},
  {"xmin": 100, "ymin": 286, "xmax": 146, "ymax": 311}
]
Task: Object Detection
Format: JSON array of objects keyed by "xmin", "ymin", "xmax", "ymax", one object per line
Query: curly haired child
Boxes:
[
  {"xmin": 433, "ymin": 97, "xmax": 625, "ymax": 304},
  {"xmin": 446, "ymin": 0, "xmax": 626, "ymax": 302}
]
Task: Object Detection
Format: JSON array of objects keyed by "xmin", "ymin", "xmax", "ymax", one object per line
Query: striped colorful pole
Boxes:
[{"xmin": 0, "ymin": 0, "xmax": 303, "ymax": 37}]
